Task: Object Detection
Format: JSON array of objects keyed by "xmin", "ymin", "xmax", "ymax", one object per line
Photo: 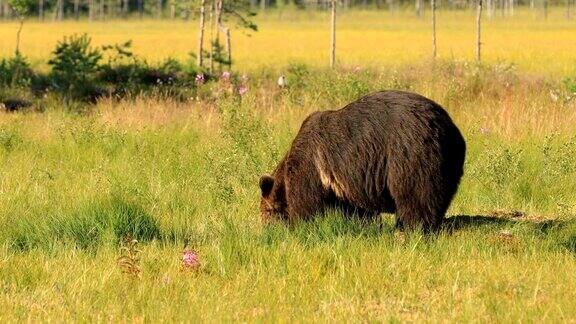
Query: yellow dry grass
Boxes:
[{"xmin": 0, "ymin": 8, "xmax": 575, "ymax": 75}]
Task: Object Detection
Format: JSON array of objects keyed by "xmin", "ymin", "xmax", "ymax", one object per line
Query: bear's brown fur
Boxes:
[{"xmin": 259, "ymin": 90, "xmax": 466, "ymax": 232}]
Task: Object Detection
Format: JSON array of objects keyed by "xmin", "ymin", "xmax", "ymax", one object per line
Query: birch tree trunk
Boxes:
[
  {"xmin": 157, "ymin": 0, "xmax": 162, "ymax": 18},
  {"xmin": 108, "ymin": 0, "xmax": 114, "ymax": 18},
  {"xmin": 220, "ymin": 26, "xmax": 231, "ymax": 68},
  {"xmin": 123, "ymin": 0, "xmax": 128, "ymax": 16},
  {"xmin": 74, "ymin": 0, "xmax": 80, "ymax": 19},
  {"xmin": 330, "ymin": 0, "xmax": 336, "ymax": 68},
  {"xmin": 39, "ymin": 0, "xmax": 44, "ymax": 20},
  {"xmin": 215, "ymin": 0, "xmax": 222, "ymax": 39},
  {"xmin": 487, "ymin": 0, "xmax": 492, "ymax": 19},
  {"xmin": 53, "ymin": 0, "xmax": 64, "ymax": 21},
  {"xmin": 416, "ymin": 0, "xmax": 423, "ymax": 17},
  {"xmin": 15, "ymin": 17, "xmax": 24, "ymax": 54},
  {"xmin": 431, "ymin": 0, "xmax": 436, "ymax": 58},
  {"xmin": 508, "ymin": 0, "xmax": 513, "ymax": 16},
  {"xmin": 215, "ymin": 0, "xmax": 223, "ymax": 70},
  {"xmin": 197, "ymin": 0, "xmax": 206, "ymax": 68},
  {"xmin": 89, "ymin": 0, "xmax": 94, "ymax": 21},
  {"xmin": 209, "ymin": 0, "xmax": 215, "ymax": 74},
  {"xmin": 476, "ymin": 0, "xmax": 482, "ymax": 63}
]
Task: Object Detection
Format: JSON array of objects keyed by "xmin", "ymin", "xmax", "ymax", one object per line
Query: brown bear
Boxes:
[{"xmin": 259, "ymin": 90, "xmax": 466, "ymax": 232}]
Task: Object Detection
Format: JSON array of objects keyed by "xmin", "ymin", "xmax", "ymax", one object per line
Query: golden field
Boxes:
[{"xmin": 0, "ymin": 8, "xmax": 575, "ymax": 75}]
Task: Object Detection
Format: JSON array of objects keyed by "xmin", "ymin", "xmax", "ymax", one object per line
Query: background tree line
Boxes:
[{"xmin": 0, "ymin": 0, "xmax": 571, "ymax": 21}]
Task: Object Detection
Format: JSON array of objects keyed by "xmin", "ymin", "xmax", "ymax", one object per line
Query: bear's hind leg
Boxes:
[{"xmin": 394, "ymin": 199, "xmax": 443, "ymax": 233}]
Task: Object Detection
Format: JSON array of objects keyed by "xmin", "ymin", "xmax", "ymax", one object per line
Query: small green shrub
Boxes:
[
  {"xmin": 48, "ymin": 33, "xmax": 103, "ymax": 101},
  {"xmin": 0, "ymin": 54, "xmax": 34, "ymax": 87}
]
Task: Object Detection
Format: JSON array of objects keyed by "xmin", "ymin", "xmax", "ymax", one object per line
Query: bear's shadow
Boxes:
[
  {"xmin": 442, "ymin": 214, "xmax": 565, "ymax": 232},
  {"xmin": 285, "ymin": 213, "xmax": 572, "ymax": 242},
  {"xmin": 262, "ymin": 213, "xmax": 575, "ymax": 255}
]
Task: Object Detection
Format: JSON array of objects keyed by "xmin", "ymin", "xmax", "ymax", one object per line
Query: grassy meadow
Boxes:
[{"xmin": 1, "ymin": 8, "xmax": 576, "ymax": 322}]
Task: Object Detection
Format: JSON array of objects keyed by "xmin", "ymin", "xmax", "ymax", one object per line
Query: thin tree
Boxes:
[
  {"xmin": 74, "ymin": 0, "xmax": 80, "ymax": 19},
  {"xmin": 221, "ymin": 26, "xmax": 231, "ymax": 69},
  {"xmin": 197, "ymin": 0, "xmax": 206, "ymax": 67},
  {"xmin": 209, "ymin": 0, "xmax": 215, "ymax": 74},
  {"xmin": 123, "ymin": 0, "xmax": 128, "ymax": 16},
  {"xmin": 387, "ymin": 0, "xmax": 395, "ymax": 12},
  {"xmin": 53, "ymin": 0, "xmax": 64, "ymax": 20},
  {"xmin": 476, "ymin": 0, "xmax": 482, "ymax": 63},
  {"xmin": 39, "ymin": 0, "xmax": 44, "ymax": 20},
  {"xmin": 0, "ymin": 0, "xmax": 3, "ymax": 19},
  {"xmin": 108, "ymin": 0, "xmax": 115, "ymax": 18},
  {"xmin": 508, "ymin": 0, "xmax": 513, "ymax": 16},
  {"xmin": 415, "ymin": 0, "xmax": 423, "ymax": 17},
  {"xmin": 567, "ymin": 0, "xmax": 572, "ymax": 19},
  {"xmin": 157, "ymin": 0, "xmax": 162, "ymax": 18},
  {"xmin": 487, "ymin": 0, "xmax": 492, "ymax": 19},
  {"xmin": 215, "ymin": 0, "xmax": 222, "ymax": 46},
  {"xmin": 15, "ymin": 11, "xmax": 25, "ymax": 53},
  {"xmin": 214, "ymin": 0, "xmax": 223, "ymax": 70},
  {"xmin": 89, "ymin": 0, "xmax": 94, "ymax": 21},
  {"xmin": 9, "ymin": 0, "xmax": 28, "ymax": 54},
  {"xmin": 330, "ymin": 0, "xmax": 336, "ymax": 68},
  {"xmin": 138, "ymin": 0, "xmax": 143, "ymax": 18},
  {"xmin": 431, "ymin": 0, "xmax": 436, "ymax": 59}
]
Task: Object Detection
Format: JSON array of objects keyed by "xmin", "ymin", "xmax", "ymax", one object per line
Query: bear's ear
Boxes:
[{"xmin": 259, "ymin": 175, "xmax": 275, "ymax": 197}]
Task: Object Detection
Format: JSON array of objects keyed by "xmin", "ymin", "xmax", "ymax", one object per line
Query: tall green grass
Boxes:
[{"xmin": 0, "ymin": 62, "xmax": 575, "ymax": 321}]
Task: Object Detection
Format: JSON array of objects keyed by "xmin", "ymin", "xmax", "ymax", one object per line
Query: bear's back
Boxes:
[
  {"xmin": 285, "ymin": 90, "xmax": 464, "ymax": 213},
  {"xmin": 295, "ymin": 90, "xmax": 453, "ymax": 150}
]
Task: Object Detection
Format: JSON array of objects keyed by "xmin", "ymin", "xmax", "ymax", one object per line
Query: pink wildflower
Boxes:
[
  {"xmin": 221, "ymin": 71, "xmax": 231, "ymax": 81},
  {"xmin": 182, "ymin": 249, "xmax": 199, "ymax": 269},
  {"xmin": 195, "ymin": 73, "xmax": 205, "ymax": 86},
  {"xmin": 353, "ymin": 66, "xmax": 362, "ymax": 73},
  {"xmin": 238, "ymin": 85, "xmax": 248, "ymax": 96}
]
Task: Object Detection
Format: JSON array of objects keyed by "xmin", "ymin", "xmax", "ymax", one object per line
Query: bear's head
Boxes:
[{"xmin": 259, "ymin": 174, "xmax": 287, "ymax": 222}]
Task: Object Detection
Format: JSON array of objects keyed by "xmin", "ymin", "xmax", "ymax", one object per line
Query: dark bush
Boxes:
[{"xmin": 0, "ymin": 34, "xmax": 206, "ymax": 106}]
